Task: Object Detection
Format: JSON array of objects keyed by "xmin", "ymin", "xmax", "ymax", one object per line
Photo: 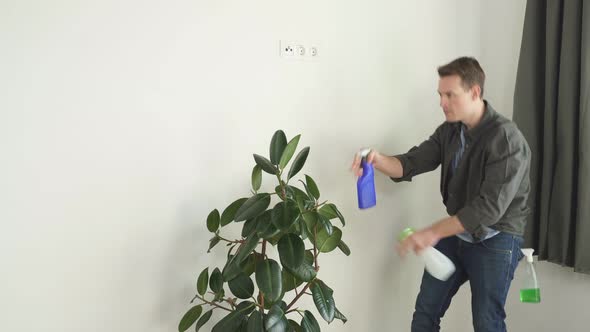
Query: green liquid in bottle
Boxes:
[{"xmin": 520, "ymin": 288, "xmax": 541, "ymax": 303}]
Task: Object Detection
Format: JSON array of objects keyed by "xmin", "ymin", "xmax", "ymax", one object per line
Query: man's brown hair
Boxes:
[{"xmin": 438, "ymin": 57, "xmax": 486, "ymax": 98}]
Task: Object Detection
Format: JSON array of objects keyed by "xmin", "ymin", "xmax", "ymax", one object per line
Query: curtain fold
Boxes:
[{"xmin": 513, "ymin": 0, "xmax": 590, "ymax": 273}]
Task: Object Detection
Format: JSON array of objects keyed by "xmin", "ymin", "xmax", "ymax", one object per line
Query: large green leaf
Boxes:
[
  {"xmin": 210, "ymin": 268, "xmax": 223, "ymax": 293},
  {"xmin": 228, "ymin": 273, "xmax": 255, "ymax": 299},
  {"xmin": 334, "ymin": 307, "xmax": 348, "ymax": 324},
  {"xmin": 270, "ymin": 130, "xmax": 288, "ymax": 165},
  {"xmin": 234, "ymin": 235, "xmax": 260, "ymax": 265},
  {"xmin": 271, "ymin": 201, "xmax": 299, "ymax": 231},
  {"xmin": 242, "ymin": 218, "xmax": 258, "ymax": 238},
  {"xmin": 211, "ymin": 309, "xmax": 246, "ymax": 332},
  {"xmin": 223, "ymin": 235, "xmax": 260, "ymax": 281},
  {"xmin": 283, "ymin": 261, "xmax": 316, "ymax": 282},
  {"xmin": 301, "ymin": 212, "xmax": 318, "ymax": 238},
  {"xmin": 316, "ymin": 213, "xmax": 333, "ymax": 236},
  {"xmin": 196, "ymin": 267, "xmax": 208, "ymax": 296},
  {"xmin": 287, "ymin": 147, "xmax": 310, "ymax": 180},
  {"xmin": 235, "ymin": 194, "xmax": 271, "ymax": 222},
  {"xmin": 297, "ymin": 216, "xmax": 308, "ymax": 240},
  {"xmin": 241, "ymin": 252, "xmax": 262, "ymax": 277},
  {"xmin": 304, "ymin": 175, "xmax": 320, "ymax": 199},
  {"xmin": 337, "ymin": 240, "xmax": 351, "ymax": 256},
  {"xmin": 300, "ymin": 310, "xmax": 320, "ymax": 332},
  {"xmin": 256, "ymin": 210, "xmax": 280, "ymax": 240},
  {"xmin": 213, "ymin": 289, "xmax": 225, "ymax": 302},
  {"xmin": 318, "ymin": 203, "xmax": 345, "ymax": 226},
  {"xmin": 251, "ymin": 165, "xmax": 262, "ymax": 191},
  {"xmin": 288, "ymin": 320, "xmax": 303, "ymax": 332},
  {"xmin": 286, "ymin": 185, "xmax": 309, "ymax": 201},
  {"xmin": 281, "ymin": 269, "xmax": 304, "ymax": 292},
  {"xmin": 236, "ymin": 301, "xmax": 256, "ymax": 316},
  {"xmin": 315, "ymin": 226, "xmax": 342, "ymax": 253},
  {"xmin": 278, "ymin": 234, "xmax": 305, "ymax": 270},
  {"xmin": 208, "ymin": 235, "xmax": 221, "ymax": 253},
  {"xmin": 178, "ymin": 305, "xmax": 202, "ymax": 332},
  {"xmin": 279, "ymin": 134, "xmax": 301, "ymax": 169},
  {"xmin": 221, "ymin": 198, "xmax": 248, "ymax": 226},
  {"xmin": 195, "ymin": 309, "xmax": 213, "ymax": 332},
  {"xmin": 259, "ymin": 292, "xmax": 285, "ymax": 310},
  {"xmin": 207, "ymin": 209, "xmax": 220, "ymax": 232},
  {"xmin": 310, "ymin": 280, "xmax": 335, "ymax": 323},
  {"xmin": 254, "ymin": 210, "xmax": 272, "ymax": 232},
  {"xmin": 265, "ymin": 303, "xmax": 288, "ymax": 332},
  {"xmin": 255, "ymin": 259, "xmax": 283, "ymax": 302},
  {"xmin": 222, "ymin": 256, "xmax": 243, "ymax": 282},
  {"xmin": 254, "ymin": 154, "xmax": 278, "ymax": 175},
  {"xmin": 258, "ymin": 222, "xmax": 280, "ymax": 240},
  {"xmin": 247, "ymin": 311, "xmax": 264, "ymax": 332}
]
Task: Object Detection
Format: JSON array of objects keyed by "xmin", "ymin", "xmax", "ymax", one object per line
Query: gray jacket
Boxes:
[{"xmin": 392, "ymin": 101, "xmax": 531, "ymax": 240}]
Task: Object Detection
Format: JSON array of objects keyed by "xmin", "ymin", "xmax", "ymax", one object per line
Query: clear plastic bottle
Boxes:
[
  {"xmin": 357, "ymin": 148, "xmax": 376, "ymax": 209},
  {"xmin": 519, "ymin": 248, "xmax": 541, "ymax": 303},
  {"xmin": 398, "ymin": 227, "xmax": 456, "ymax": 281}
]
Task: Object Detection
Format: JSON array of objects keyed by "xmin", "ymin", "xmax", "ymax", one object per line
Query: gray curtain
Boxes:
[{"xmin": 513, "ymin": 0, "xmax": 590, "ymax": 273}]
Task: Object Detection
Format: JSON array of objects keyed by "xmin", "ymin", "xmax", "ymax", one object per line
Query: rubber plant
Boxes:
[{"xmin": 179, "ymin": 130, "xmax": 350, "ymax": 332}]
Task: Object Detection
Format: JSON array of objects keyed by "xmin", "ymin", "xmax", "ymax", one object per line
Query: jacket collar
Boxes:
[{"xmin": 453, "ymin": 100, "xmax": 498, "ymax": 141}]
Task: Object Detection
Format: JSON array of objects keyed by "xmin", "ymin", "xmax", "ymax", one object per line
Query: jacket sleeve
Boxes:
[
  {"xmin": 456, "ymin": 124, "xmax": 531, "ymax": 238},
  {"xmin": 391, "ymin": 124, "xmax": 444, "ymax": 182}
]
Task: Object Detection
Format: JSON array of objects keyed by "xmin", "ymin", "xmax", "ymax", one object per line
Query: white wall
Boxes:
[{"xmin": 1, "ymin": 0, "xmax": 588, "ymax": 331}]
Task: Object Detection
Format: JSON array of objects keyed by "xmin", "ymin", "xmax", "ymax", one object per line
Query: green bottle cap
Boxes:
[{"xmin": 398, "ymin": 227, "xmax": 415, "ymax": 242}]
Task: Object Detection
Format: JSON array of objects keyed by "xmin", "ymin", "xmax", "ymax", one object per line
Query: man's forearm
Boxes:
[
  {"xmin": 428, "ymin": 215, "xmax": 466, "ymax": 239},
  {"xmin": 373, "ymin": 153, "xmax": 404, "ymax": 178}
]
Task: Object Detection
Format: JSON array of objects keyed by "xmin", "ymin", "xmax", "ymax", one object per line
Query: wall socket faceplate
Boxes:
[{"xmin": 279, "ymin": 40, "xmax": 318, "ymax": 60}]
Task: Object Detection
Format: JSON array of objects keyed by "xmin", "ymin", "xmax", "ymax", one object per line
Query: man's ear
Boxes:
[{"xmin": 471, "ymin": 85, "xmax": 481, "ymax": 100}]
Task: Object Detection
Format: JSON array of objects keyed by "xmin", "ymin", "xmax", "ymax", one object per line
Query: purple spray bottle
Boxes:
[{"xmin": 357, "ymin": 148, "xmax": 376, "ymax": 209}]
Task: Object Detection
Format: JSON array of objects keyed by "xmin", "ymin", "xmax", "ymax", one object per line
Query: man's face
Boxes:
[{"xmin": 437, "ymin": 75, "xmax": 478, "ymax": 123}]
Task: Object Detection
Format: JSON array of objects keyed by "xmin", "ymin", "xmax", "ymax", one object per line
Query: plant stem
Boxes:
[
  {"xmin": 276, "ymin": 173, "xmax": 287, "ymax": 200},
  {"xmin": 261, "ymin": 239, "xmax": 267, "ymax": 258},
  {"xmin": 315, "ymin": 200, "xmax": 328, "ymax": 209},
  {"xmin": 217, "ymin": 235, "xmax": 244, "ymax": 244},
  {"xmin": 190, "ymin": 294, "xmax": 232, "ymax": 312},
  {"xmin": 286, "ymin": 282, "xmax": 311, "ymax": 311},
  {"xmin": 286, "ymin": 308, "xmax": 300, "ymax": 314},
  {"xmin": 313, "ymin": 226, "xmax": 319, "ymax": 271}
]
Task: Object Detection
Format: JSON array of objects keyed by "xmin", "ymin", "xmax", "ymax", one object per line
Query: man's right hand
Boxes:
[
  {"xmin": 351, "ymin": 148, "xmax": 404, "ymax": 179},
  {"xmin": 351, "ymin": 148, "xmax": 379, "ymax": 177}
]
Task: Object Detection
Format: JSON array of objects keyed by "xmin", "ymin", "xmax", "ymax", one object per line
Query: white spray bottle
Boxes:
[{"xmin": 398, "ymin": 227, "xmax": 456, "ymax": 281}]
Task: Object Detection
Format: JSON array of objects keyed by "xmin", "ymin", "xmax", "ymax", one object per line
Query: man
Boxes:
[{"xmin": 351, "ymin": 57, "xmax": 531, "ymax": 332}]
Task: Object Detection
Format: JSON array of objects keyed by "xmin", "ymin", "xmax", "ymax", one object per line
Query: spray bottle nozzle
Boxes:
[
  {"xmin": 521, "ymin": 248, "xmax": 535, "ymax": 263},
  {"xmin": 359, "ymin": 148, "xmax": 371, "ymax": 160}
]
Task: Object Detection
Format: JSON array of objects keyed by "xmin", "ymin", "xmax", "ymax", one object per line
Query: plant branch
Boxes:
[
  {"xmin": 286, "ymin": 308, "xmax": 300, "ymax": 314},
  {"xmin": 313, "ymin": 226, "xmax": 319, "ymax": 271},
  {"xmin": 190, "ymin": 294, "xmax": 232, "ymax": 312},
  {"xmin": 315, "ymin": 200, "xmax": 328, "ymax": 209},
  {"xmin": 217, "ymin": 234, "xmax": 244, "ymax": 244},
  {"xmin": 286, "ymin": 282, "xmax": 311, "ymax": 311}
]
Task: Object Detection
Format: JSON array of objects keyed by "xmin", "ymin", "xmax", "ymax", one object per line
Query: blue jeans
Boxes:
[{"xmin": 411, "ymin": 232, "xmax": 524, "ymax": 332}]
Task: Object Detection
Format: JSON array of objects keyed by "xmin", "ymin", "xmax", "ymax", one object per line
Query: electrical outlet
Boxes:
[
  {"xmin": 296, "ymin": 45, "xmax": 305, "ymax": 56},
  {"xmin": 279, "ymin": 40, "xmax": 318, "ymax": 60},
  {"xmin": 309, "ymin": 46, "xmax": 318, "ymax": 57},
  {"xmin": 280, "ymin": 41, "xmax": 295, "ymax": 58}
]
